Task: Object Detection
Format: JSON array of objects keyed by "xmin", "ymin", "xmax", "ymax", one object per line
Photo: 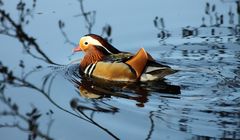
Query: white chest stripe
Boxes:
[
  {"xmin": 84, "ymin": 64, "xmax": 91, "ymax": 74},
  {"xmin": 88, "ymin": 63, "xmax": 96, "ymax": 75},
  {"xmin": 84, "ymin": 63, "xmax": 97, "ymax": 76}
]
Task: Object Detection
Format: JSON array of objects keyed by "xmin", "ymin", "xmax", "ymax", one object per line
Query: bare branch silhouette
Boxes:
[
  {"xmin": 0, "ymin": 0, "xmax": 59, "ymax": 65},
  {"xmin": 58, "ymin": 20, "xmax": 77, "ymax": 46},
  {"xmin": 59, "ymin": 0, "xmax": 113, "ymax": 48},
  {"xmin": 0, "ymin": 85, "xmax": 54, "ymax": 140},
  {"xmin": 70, "ymin": 98, "xmax": 120, "ymax": 140},
  {"xmin": 0, "ymin": 62, "xmax": 122, "ymax": 139},
  {"xmin": 145, "ymin": 111, "xmax": 155, "ymax": 140},
  {"xmin": 77, "ymin": 0, "xmax": 96, "ymax": 33}
]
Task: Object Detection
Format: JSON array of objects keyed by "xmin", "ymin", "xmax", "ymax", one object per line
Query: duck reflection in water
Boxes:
[{"xmin": 70, "ymin": 71, "xmax": 181, "ymax": 107}]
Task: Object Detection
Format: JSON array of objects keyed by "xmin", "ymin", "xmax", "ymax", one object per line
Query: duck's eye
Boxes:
[{"xmin": 84, "ymin": 42, "xmax": 88, "ymax": 45}]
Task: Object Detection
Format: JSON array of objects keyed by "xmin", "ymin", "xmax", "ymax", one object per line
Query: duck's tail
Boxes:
[
  {"xmin": 140, "ymin": 66, "xmax": 175, "ymax": 81},
  {"xmin": 140, "ymin": 56, "xmax": 176, "ymax": 81}
]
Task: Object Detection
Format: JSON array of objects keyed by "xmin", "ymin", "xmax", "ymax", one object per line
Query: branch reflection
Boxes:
[
  {"xmin": 0, "ymin": 80, "xmax": 54, "ymax": 140},
  {"xmin": 154, "ymin": 1, "xmax": 240, "ymax": 44},
  {"xmin": 0, "ymin": 0, "xmax": 119, "ymax": 139},
  {"xmin": 0, "ymin": 0, "xmax": 59, "ymax": 65},
  {"xmin": 0, "ymin": 61, "xmax": 122, "ymax": 139},
  {"xmin": 1, "ymin": 0, "xmax": 237, "ymax": 139},
  {"xmin": 59, "ymin": 0, "xmax": 113, "ymax": 49}
]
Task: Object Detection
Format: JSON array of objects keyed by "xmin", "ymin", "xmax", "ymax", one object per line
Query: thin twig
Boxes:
[{"xmin": 0, "ymin": 10, "xmax": 59, "ymax": 65}]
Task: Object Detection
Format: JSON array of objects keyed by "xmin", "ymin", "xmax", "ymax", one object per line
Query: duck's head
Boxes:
[{"xmin": 74, "ymin": 34, "xmax": 120, "ymax": 54}]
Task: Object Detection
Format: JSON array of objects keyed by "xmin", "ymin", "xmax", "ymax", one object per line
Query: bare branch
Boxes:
[{"xmin": 0, "ymin": 8, "xmax": 59, "ymax": 65}]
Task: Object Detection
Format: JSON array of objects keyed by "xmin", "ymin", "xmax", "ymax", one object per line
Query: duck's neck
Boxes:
[{"xmin": 80, "ymin": 50, "xmax": 105, "ymax": 71}]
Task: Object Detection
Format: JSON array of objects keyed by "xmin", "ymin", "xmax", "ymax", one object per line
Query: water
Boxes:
[{"xmin": 0, "ymin": 0, "xmax": 240, "ymax": 140}]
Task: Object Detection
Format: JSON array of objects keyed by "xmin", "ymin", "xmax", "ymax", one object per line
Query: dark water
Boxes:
[{"xmin": 0, "ymin": 0, "xmax": 240, "ymax": 140}]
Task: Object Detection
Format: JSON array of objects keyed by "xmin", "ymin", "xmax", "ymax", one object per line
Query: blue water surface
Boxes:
[{"xmin": 0, "ymin": 0, "xmax": 239, "ymax": 140}]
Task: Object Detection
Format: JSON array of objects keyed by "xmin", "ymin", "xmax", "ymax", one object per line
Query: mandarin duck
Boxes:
[{"xmin": 73, "ymin": 34, "xmax": 175, "ymax": 82}]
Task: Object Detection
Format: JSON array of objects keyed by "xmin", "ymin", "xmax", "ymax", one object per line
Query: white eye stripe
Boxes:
[
  {"xmin": 88, "ymin": 37, "xmax": 113, "ymax": 54},
  {"xmin": 87, "ymin": 37, "xmax": 103, "ymax": 46}
]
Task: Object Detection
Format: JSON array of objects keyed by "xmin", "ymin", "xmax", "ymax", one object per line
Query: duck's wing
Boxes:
[
  {"xmin": 103, "ymin": 52, "xmax": 133, "ymax": 62},
  {"xmin": 126, "ymin": 48, "xmax": 149, "ymax": 78}
]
